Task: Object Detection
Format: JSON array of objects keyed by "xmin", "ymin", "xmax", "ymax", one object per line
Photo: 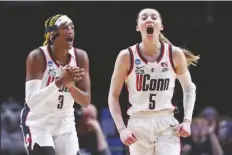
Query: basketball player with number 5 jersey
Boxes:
[{"xmin": 108, "ymin": 8, "xmax": 200, "ymax": 155}]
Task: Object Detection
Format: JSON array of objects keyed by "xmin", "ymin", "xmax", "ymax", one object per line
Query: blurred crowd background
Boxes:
[{"xmin": 1, "ymin": 1, "xmax": 232, "ymax": 155}]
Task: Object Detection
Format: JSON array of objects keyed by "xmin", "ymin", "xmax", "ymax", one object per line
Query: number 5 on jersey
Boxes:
[{"xmin": 149, "ymin": 94, "xmax": 156, "ymax": 110}]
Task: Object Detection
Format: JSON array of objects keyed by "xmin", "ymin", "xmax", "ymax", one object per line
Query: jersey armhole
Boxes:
[
  {"xmin": 74, "ymin": 48, "xmax": 79, "ymax": 67},
  {"xmin": 168, "ymin": 44, "xmax": 176, "ymax": 73},
  {"xmin": 38, "ymin": 48, "xmax": 47, "ymax": 74},
  {"xmin": 127, "ymin": 47, "xmax": 134, "ymax": 76}
]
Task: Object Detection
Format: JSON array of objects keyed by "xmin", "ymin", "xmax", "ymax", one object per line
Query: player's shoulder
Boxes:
[
  {"xmin": 118, "ymin": 43, "xmax": 137, "ymax": 57},
  {"xmin": 172, "ymin": 45, "xmax": 182, "ymax": 53},
  {"xmin": 27, "ymin": 47, "xmax": 45, "ymax": 62},
  {"xmin": 171, "ymin": 45, "xmax": 185, "ymax": 57},
  {"xmin": 171, "ymin": 45, "xmax": 186, "ymax": 64},
  {"xmin": 117, "ymin": 48, "xmax": 130, "ymax": 62},
  {"xmin": 115, "ymin": 44, "xmax": 137, "ymax": 65},
  {"xmin": 73, "ymin": 47, "xmax": 88, "ymax": 58},
  {"xmin": 72, "ymin": 47, "xmax": 89, "ymax": 66}
]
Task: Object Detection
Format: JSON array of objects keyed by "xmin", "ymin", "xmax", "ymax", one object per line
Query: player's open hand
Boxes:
[
  {"xmin": 174, "ymin": 120, "xmax": 191, "ymax": 138},
  {"xmin": 119, "ymin": 128, "xmax": 137, "ymax": 146}
]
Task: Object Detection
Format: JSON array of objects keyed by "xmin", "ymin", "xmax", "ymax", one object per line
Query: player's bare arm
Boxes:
[
  {"xmin": 108, "ymin": 50, "xmax": 137, "ymax": 146},
  {"xmin": 68, "ymin": 49, "xmax": 91, "ymax": 107},
  {"xmin": 25, "ymin": 49, "xmax": 76, "ymax": 107},
  {"xmin": 108, "ymin": 49, "xmax": 130, "ymax": 131},
  {"xmin": 26, "ymin": 49, "xmax": 46, "ymax": 82}
]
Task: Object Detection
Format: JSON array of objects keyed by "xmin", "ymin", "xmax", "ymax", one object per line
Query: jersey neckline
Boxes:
[
  {"xmin": 136, "ymin": 41, "xmax": 165, "ymax": 64},
  {"xmin": 47, "ymin": 45, "xmax": 72, "ymax": 67}
]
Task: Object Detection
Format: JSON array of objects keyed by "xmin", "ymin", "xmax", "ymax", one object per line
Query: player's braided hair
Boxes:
[{"xmin": 43, "ymin": 14, "xmax": 63, "ymax": 46}]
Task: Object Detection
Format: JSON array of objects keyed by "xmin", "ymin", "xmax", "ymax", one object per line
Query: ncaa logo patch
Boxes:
[
  {"xmin": 135, "ymin": 59, "xmax": 141, "ymax": 65},
  {"xmin": 48, "ymin": 61, "xmax": 53, "ymax": 67}
]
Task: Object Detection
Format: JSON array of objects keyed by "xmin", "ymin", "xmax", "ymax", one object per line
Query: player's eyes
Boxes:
[
  {"xmin": 152, "ymin": 16, "xmax": 157, "ymax": 20},
  {"xmin": 142, "ymin": 16, "xmax": 147, "ymax": 20}
]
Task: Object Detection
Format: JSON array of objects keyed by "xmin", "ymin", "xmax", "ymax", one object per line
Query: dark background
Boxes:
[{"xmin": 0, "ymin": 1, "xmax": 232, "ymax": 118}]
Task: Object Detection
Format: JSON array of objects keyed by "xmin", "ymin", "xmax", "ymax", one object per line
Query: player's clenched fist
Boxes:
[{"xmin": 119, "ymin": 128, "xmax": 137, "ymax": 146}]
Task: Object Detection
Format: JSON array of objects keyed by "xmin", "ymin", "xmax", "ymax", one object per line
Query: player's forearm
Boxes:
[
  {"xmin": 183, "ymin": 86, "xmax": 196, "ymax": 122},
  {"xmin": 177, "ymin": 71, "xmax": 196, "ymax": 122},
  {"xmin": 108, "ymin": 95, "xmax": 126, "ymax": 131},
  {"xmin": 68, "ymin": 86, "xmax": 90, "ymax": 107},
  {"xmin": 26, "ymin": 80, "xmax": 60, "ymax": 108}
]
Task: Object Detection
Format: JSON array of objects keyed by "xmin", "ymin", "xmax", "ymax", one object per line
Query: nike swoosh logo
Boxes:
[
  {"xmin": 136, "ymin": 66, "xmax": 144, "ymax": 69},
  {"xmin": 170, "ymin": 124, "xmax": 177, "ymax": 127}
]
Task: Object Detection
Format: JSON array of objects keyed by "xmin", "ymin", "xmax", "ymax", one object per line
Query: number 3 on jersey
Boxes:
[
  {"xmin": 149, "ymin": 94, "xmax": 156, "ymax": 110},
  {"xmin": 57, "ymin": 95, "xmax": 64, "ymax": 109}
]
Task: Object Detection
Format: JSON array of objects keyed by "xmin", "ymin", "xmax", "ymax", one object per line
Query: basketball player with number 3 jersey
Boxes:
[
  {"xmin": 21, "ymin": 14, "xmax": 91, "ymax": 155},
  {"xmin": 108, "ymin": 8, "xmax": 200, "ymax": 155}
]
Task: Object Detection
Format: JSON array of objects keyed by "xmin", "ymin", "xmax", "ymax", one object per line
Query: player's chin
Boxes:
[{"xmin": 64, "ymin": 42, "xmax": 73, "ymax": 49}]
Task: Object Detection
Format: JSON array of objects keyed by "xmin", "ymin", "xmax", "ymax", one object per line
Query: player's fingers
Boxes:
[
  {"xmin": 74, "ymin": 69, "xmax": 84, "ymax": 75},
  {"xmin": 180, "ymin": 132, "xmax": 190, "ymax": 138},
  {"xmin": 127, "ymin": 136, "xmax": 136, "ymax": 143},
  {"xmin": 131, "ymin": 133, "xmax": 138, "ymax": 141},
  {"xmin": 73, "ymin": 77, "xmax": 82, "ymax": 81},
  {"xmin": 73, "ymin": 72, "xmax": 84, "ymax": 78},
  {"xmin": 180, "ymin": 128, "xmax": 190, "ymax": 137},
  {"xmin": 125, "ymin": 139, "xmax": 133, "ymax": 145},
  {"xmin": 125, "ymin": 139, "xmax": 134, "ymax": 145},
  {"xmin": 123, "ymin": 140, "xmax": 130, "ymax": 146},
  {"xmin": 70, "ymin": 67, "xmax": 80, "ymax": 72},
  {"xmin": 71, "ymin": 67, "xmax": 83, "ymax": 71},
  {"xmin": 181, "ymin": 131, "xmax": 190, "ymax": 137}
]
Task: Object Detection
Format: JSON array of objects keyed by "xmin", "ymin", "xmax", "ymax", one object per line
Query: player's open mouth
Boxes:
[
  {"xmin": 146, "ymin": 26, "xmax": 154, "ymax": 35},
  {"xmin": 66, "ymin": 37, "xmax": 73, "ymax": 43}
]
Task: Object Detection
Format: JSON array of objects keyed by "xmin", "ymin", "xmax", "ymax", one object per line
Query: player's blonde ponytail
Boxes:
[{"xmin": 159, "ymin": 33, "xmax": 200, "ymax": 67}]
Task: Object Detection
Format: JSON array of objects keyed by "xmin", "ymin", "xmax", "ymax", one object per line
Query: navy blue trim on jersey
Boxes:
[
  {"xmin": 47, "ymin": 45, "xmax": 72, "ymax": 67},
  {"xmin": 74, "ymin": 48, "xmax": 79, "ymax": 67},
  {"xmin": 168, "ymin": 44, "xmax": 176, "ymax": 73},
  {"xmin": 21, "ymin": 105, "xmax": 33, "ymax": 151},
  {"xmin": 38, "ymin": 47, "xmax": 47, "ymax": 74},
  {"xmin": 127, "ymin": 47, "xmax": 134, "ymax": 75}
]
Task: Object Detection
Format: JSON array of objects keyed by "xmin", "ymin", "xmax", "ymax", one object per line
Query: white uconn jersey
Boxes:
[
  {"xmin": 32, "ymin": 45, "xmax": 78, "ymax": 114},
  {"xmin": 125, "ymin": 42, "xmax": 176, "ymax": 115}
]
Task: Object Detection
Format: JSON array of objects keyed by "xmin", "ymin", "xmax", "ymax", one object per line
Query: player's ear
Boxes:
[
  {"xmin": 136, "ymin": 25, "xmax": 139, "ymax": 32},
  {"xmin": 50, "ymin": 33, "xmax": 54, "ymax": 42},
  {"xmin": 160, "ymin": 24, "xmax": 164, "ymax": 31}
]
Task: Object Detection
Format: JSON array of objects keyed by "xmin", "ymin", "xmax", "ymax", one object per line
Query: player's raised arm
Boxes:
[
  {"xmin": 173, "ymin": 46, "xmax": 196, "ymax": 123},
  {"xmin": 108, "ymin": 49, "xmax": 131, "ymax": 132},
  {"xmin": 68, "ymin": 49, "xmax": 91, "ymax": 107}
]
